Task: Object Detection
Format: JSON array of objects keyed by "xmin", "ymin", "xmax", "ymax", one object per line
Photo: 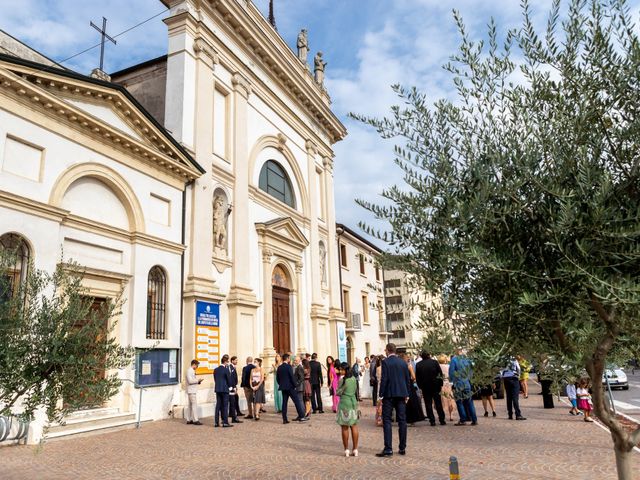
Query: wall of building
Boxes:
[{"xmin": 337, "ymin": 230, "xmax": 388, "ymax": 363}]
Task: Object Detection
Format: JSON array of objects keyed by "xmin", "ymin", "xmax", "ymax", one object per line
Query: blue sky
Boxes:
[{"xmin": 3, "ymin": 0, "xmax": 639, "ymax": 246}]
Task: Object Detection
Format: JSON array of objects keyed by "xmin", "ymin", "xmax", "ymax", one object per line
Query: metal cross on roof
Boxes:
[
  {"xmin": 268, "ymin": 0, "xmax": 276, "ymax": 30},
  {"xmin": 90, "ymin": 16, "xmax": 116, "ymax": 72}
]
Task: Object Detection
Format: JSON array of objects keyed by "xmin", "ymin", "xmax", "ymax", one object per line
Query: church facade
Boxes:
[
  {"xmin": 104, "ymin": 0, "xmax": 347, "ymax": 414},
  {"xmin": 0, "ymin": 0, "xmax": 347, "ymax": 441}
]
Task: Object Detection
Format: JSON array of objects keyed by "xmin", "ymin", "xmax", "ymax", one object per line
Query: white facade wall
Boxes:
[
  {"xmin": 0, "ymin": 70, "xmax": 198, "ymax": 442},
  {"xmin": 337, "ymin": 229, "xmax": 389, "ymax": 363}
]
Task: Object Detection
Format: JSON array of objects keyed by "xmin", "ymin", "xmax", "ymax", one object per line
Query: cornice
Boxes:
[
  {"xmin": 167, "ymin": 0, "xmax": 346, "ymax": 145},
  {"xmin": 0, "ymin": 63, "xmax": 201, "ymax": 182},
  {"xmin": 248, "ymin": 185, "xmax": 310, "ymax": 229}
]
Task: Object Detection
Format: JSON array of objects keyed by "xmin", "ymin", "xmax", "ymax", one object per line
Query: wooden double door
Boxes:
[{"xmin": 272, "ymin": 286, "xmax": 291, "ymax": 354}]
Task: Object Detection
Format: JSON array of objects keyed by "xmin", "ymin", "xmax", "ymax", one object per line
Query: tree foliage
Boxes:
[
  {"xmin": 0, "ymin": 255, "xmax": 134, "ymax": 424},
  {"xmin": 354, "ymin": 0, "xmax": 640, "ymax": 476}
]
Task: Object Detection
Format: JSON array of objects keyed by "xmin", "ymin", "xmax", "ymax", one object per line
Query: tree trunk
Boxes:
[
  {"xmin": 586, "ymin": 294, "xmax": 636, "ymax": 480},
  {"xmin": 613, "ymin": 448, "xmax": 633, "ymax": 480}
]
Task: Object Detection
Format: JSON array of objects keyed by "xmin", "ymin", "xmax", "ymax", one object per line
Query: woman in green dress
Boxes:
[
  {"xmin": 271, "ymin": 353, "xmax": 283, "ymax": 413},
  {"xmin": 336, "ymin": 362, "xmax": 359, "ymax": 457}
]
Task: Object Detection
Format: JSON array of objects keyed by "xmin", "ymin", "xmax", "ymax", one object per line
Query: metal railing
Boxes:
[
  {"xmin": 379, "ymin": 318, "xmax": 392, "ymax": 334},
  {"xmin": 120, "ymin": 378, "xmax": 146, "ymax": 429},
  {"xmin": 346, "ymin": 312, "xmax": 362, "ymax": 331},
  {"xmin": 0, "ymin": 415, "xmax": 29, "ymax": 444}
]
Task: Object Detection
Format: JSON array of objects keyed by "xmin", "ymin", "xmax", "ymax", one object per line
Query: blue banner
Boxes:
[
  {"xmin": 337, "ymin": 323, "xmax": 347, "ymax": 363},
  {"xmin": 196, "ymin": 301, "xmax": 219, "ymax": 327}
]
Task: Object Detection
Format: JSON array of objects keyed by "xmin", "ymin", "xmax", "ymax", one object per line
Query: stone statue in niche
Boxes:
[
  {"xmin": 297, "ymin": 29, "xmax": 309, "ymax": 64},
  {"xmin": 319, "ymin": 241, "xmax": 327, "ymax": 286},
  {"xmin": 314, "ymin": 51, "xmax": 326, "ymax": 85},
  {"xmin": 212, "ymin": 194, "xmax": 229, "ymax": 257}
]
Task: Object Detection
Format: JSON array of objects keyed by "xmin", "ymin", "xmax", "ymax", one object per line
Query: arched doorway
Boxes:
[
  {"xmin": 272, "ymin": 265, "xmax": 291, "ymax": 354},
  {"xmin": 346, "ymin": 336, "xmax": 354, "ymax": 366}
]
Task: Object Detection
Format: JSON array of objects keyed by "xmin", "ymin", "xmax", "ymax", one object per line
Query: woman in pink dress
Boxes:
[{"xmin": 327, "ymin": 355, "xmax": 339, "ymax": 413}]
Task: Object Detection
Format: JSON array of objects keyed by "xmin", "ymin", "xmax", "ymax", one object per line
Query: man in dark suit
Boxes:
[
  {"xmin": 309, "ymin": 353, "xmax": 324, "ymax": 413},
  {"xmin": 240, "ymin": 356, "xmax": 256, "ymax": 419},
  {"xmin": 213, "ymin": 354, "xmax": 233, "ymax": 428},
  {"xmin": 370, "ymin": 354, "xmax": 378, "ymax": 407},
  {"xmin": 228, "ymin": 356, "xmax": 243, "ymax": 424},
  {"xmin": 415, "ymin": 350, "xmax": 446, "ymax": 426},
  {"xmin": 276, "ymin": 353, "xmax": 308, "ymax": 424},
  {"xmin": 376, "ymin": 343, "xmax": 411, "ymax": 457}
]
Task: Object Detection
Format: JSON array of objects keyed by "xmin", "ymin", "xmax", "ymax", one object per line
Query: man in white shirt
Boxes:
[{"xmin": 186, "ymin": 359, "xmax": 203, "ymax": 425}]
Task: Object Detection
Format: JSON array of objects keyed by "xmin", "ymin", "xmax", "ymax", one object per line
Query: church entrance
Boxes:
[
  {"xmin": 271, "ymin": 265, "xmax": 291, "ymax": 354},
  {"xmin": 272, "ymin": 287, "xmax": 291, "ymax": 355},
  {"xmin": 65, "ymin": 297, "xmax": 109, "ymax": 409}
]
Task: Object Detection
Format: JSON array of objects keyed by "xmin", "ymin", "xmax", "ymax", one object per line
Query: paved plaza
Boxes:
[{"xmin": 3, "ymin": 384, "xmax": 639, "ymax": 480}]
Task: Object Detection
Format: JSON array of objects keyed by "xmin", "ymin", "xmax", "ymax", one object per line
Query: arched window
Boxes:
[
  {"xmin": 259, "ymin": 160, "xmax": 296, "ymax": 208},
  {"xmin": 146, "ymin": 266, "xmax": 167, "ymax": 339},
  {"xmin": 0, "ymin": 233, "xmax": 31, "ymax": 300}
]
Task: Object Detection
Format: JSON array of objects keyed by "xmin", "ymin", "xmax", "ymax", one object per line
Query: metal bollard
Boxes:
[{"xmin": 449, "ymin": 456, "xmax": 460, "ymax": 480}]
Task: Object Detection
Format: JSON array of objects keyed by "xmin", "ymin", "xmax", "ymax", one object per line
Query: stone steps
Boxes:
[{"xmin": 46, "ymin": 409, "xmax": 150, "ymax": 440}]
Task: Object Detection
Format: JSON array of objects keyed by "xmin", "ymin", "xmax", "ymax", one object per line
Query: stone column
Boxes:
[
  {"xmin": 261, "ymin": 248, "xmax": 275, "ymax": 358},
  {"xmin": 227, "ymin": 72, "xmax": 260, "ymax": 359},
  {"xmin": 323, "ymin": 157, "xmax": 342, "ymax": 316},
  {"xmin": 187, "ymin": 37, "xmax": 219, "ymax": 289},
  {"xmin": 306, "ymin": 141, "xmax": 322, "ymax": 306},
  {"xmin": 295, "ymin": 261, "xmax": 307, "ymax": 354}
]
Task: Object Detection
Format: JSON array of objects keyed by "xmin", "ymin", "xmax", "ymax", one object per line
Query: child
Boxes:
[
  {"xmin": 576, "ymin": 377, "xmax": 594, "ymax": 422},
  {"xmin": 566, "ymin": 380, "xmax": 582, "ymax": 415}
]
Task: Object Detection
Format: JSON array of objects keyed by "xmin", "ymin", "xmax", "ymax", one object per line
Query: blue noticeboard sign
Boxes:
[
  {"xmin": 135, "ymin": 348, "xmax": 178, "ymax": 387},
  {"xmin": 195, "ymin": 301, "xmax": 220, "ymax": 374},
  {"xmin": 337, "ymin": 323, "xmax": 347, "ymax": 364},
  {"xmin": 196, "ymin": 301, "xmax": 220, "ymax": 327}
]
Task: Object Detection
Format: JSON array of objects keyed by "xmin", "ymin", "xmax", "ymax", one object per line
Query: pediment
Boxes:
[
  {"xmin": 0, "ymin": 57, "xmax": 203, "ymax": 181},
  {"xmin": 59, "ymin": 97, "xmax": 144, "ymax": 142},
  {"xmin": 255, "ymin": 217, "xmax": 309, "ymax": 251}
]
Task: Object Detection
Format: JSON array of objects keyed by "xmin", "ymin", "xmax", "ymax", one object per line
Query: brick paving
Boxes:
[{"xmin": 2, "ymin": 383, "xmax": 639, "ymax": 479}]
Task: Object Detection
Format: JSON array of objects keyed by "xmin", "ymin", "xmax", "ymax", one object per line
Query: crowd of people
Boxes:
[{"xmin": 184, "ymin": 343, "xmax": 549, "ymax": 456}]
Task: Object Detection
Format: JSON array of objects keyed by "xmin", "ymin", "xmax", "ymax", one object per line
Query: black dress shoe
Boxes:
[
  {"xmin": 283, "ymin": 420, "xmax": 290, "ymax": 424},
  {"xmin": 214, "ymin": 424, "xmax": 219, "ymax": 428},
  {"xmin": 318, "ymin": 410, "xmax": 325, "ymax": 414},
  {"xmin": 293, "ymin": 417, "xmax": 302, "ymax": 421},
  {"xmin": 516, "ymin": 416, "xmax": 527, "ymax": 421},
  {"xmin": 440, "ymin": 421, "xmax": 447, "ymax": 425},
  {"xmin": 376, "ymin": 450, "xmax": 393, "ymax": 457},
  {"xmin": 232, "ymin": 419, "xmax": 243, "ymax": 424},
  {"xmin": 186, "ymin": 421, "xmax": 193, "ymax": 425},
  {"xmin": 245, "ymin": 415, "xmax": 254, "ymax": 419},
  {"xmin": 222, "ymin": 424, "xmax": 233, "ymax": 428},
  {"xmin": 430, "ymin": 422, "xmax": 436, "ymax": 426},
  {"xmin": 470, "ymin": 421, "xmax": 478, "ymax": 426},
  {"xmin": 193, "ymin": 421, "xmax": 203, "ymax": 426},
  {"xmin": 398, "ymin": 450, "xmax": 406, "ymax": 455}
]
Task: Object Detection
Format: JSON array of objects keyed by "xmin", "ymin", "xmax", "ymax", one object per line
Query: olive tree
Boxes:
[
  {"xmin": 355, "ymin": 1, "xmax": 640, "ymax": 477},
  {"xmin": 0, "ymin": 256, "xmax": 134, "ymax": 425}
]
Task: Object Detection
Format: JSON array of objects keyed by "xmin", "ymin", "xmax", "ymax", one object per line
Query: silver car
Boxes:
[{"xmin": 602, "ymin": 365, "xmax": 629, "ymax": 390}]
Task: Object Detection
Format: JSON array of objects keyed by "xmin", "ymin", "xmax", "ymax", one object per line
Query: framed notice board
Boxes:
[
  {"xmin": 135, "ymin": 348, "xmax": 178, "ymax": 387},
  {"xmin": 195, "ymin": 301, "xmax": 220, "ymax": 374}
]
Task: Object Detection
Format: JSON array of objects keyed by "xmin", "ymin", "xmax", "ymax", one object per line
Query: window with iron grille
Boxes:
[
  {"xmin": 146, "ymin": 266, "xmax": 167, "ymax": 339},
  {"xmin": 0, "ymin": 233, "xmax": 30, "ymax": 301}
]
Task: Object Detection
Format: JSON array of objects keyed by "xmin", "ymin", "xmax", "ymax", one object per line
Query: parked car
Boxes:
[{"xmin": 602, "ymin": 365, "xmax": 629, "ymax": 390}]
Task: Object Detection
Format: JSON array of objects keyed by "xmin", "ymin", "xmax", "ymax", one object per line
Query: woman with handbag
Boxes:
[
  {"xmin": 402, "ymin": 352, "xmax": 426, "ymax": 425},
  {"xmin": 327, "ymin": 356, "xmax": 339, "ymax": 413},
  {"xmin": 336, "ymin": 362, "xmax": 360, "ymax": 457},
  {"xmin": 251, "ymin": 358, "xmax": 266, "ymax": 421}
]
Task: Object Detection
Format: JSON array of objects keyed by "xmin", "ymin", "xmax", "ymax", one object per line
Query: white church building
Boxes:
[{"xmin": 0, "ymin": 0, "xmax": 347, "ymax": 442}]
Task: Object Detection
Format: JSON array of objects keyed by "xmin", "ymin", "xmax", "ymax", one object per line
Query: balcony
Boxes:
[
  {"xmin": 345, "ymin": 312, "xmax": 362, "ymax": 331},
  {"xmin": 379, "ymin": 318, "xmax": 392, "ymax": 335}
]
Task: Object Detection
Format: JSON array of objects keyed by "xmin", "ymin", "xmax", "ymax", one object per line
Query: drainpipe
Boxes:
[
  {"xmin": 336, "ymin": 226, "xmax": 344, "ymax": 312},
  {"xmin": 178, "ymin": 180, "xmax": 194, "ymax": 386}
]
